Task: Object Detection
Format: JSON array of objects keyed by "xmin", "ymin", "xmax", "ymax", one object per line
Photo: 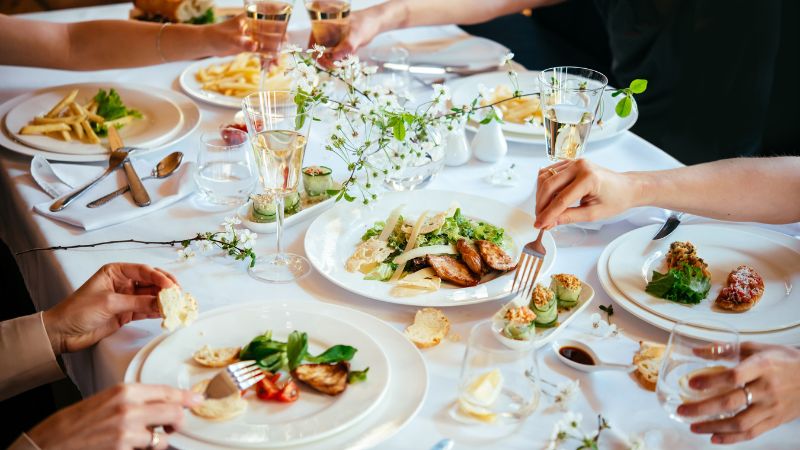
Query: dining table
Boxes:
[{"xmin": 1, "ymin": 1, "xmax": 798, "ymax": 449}]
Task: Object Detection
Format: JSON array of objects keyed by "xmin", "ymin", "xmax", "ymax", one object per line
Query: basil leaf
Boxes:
[
  {"xmin": 286, "ymin": 331, "xmax": 308, "ymax": 371},
  {"xmin": 306, "ymin": 345, "xmax": 357, "ymax": 364},
  {"xmin": 240, "ymin": 331, "xmax": 285, "ymax": 361},
  {"xmin": 348, "ymin": 367, "xmax": 369, "ymax": 384},
  {"xmin": 629, "ymin": 79, "xmax": 648, "ymax": 94},
  {"xmin": 258, "ymin": 352, "xmax": 284, "ymax": 372}
]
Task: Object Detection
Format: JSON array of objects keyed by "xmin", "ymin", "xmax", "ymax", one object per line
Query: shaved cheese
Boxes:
[
  {"xmin": 391, "ymin": 268, "xmax": 441, "ymax": 297},
  {"xmin": 346, "ymin": 238, "xmax": 392, "ymax": 272},
  {"xmin": 393, "ymin": 244, "xmax": 457, "ymax": 266},
  {"xmin": 379, "ymin": 205, "xmax": 404, "ymax": 242},
  {"xmin": 390, "ymin": 210, "xmax": 429, "ymax": 282}
]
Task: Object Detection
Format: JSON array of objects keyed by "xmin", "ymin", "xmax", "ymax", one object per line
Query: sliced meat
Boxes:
[
  {"xmin": 406, "ymin": 256, "xmax": 430, "ymax": 273},
  {"xmin": 475, "ymin": 240, "xmax": 515, "ymax": 271},
  {"xmin": 457, "ymin": 238, "xmax": 486, "ymax": 275},
  {"xmin": 427, "ymin": 254, "xmax": 480, "ymax": 287},
  {"xmin": 293, "ymin": 362, "xmax": 349, "ymax": 396}
]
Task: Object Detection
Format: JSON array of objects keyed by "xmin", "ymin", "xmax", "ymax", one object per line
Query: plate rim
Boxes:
[
  {"xmin": 179, "ymin": 57, "xmax": 245, "ymax": 109},
  {"xmin": 303, "ymin": 189, "xmax": 556, "ymax": 307}
]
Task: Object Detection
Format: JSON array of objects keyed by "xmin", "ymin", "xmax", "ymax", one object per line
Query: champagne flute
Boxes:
[
  {"xmin": 656, "ymin": 320, "xmax": 742, "ymax": 424},
  {"xmin": 538, "ymin": 66, "xmax": 607, "ymax": 247},
  {"xmin": 242, "ymin": 91, "xmax": 312, "ymax": 283},
  {"xmin": 243, "ymin": 0, "xmax": 294, "ymax": 89},
  {"xmin": 305, "ymin": 0, "xmax": 351, "ymax": 58}
]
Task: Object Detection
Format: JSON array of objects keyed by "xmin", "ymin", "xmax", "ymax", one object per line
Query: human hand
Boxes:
[
  {"xmin": 310, "ymin": 6, "xmax": 389, "ymax": 68},
  {"xmin": 678, "ymin": 342, "xmax": 800, "ymax": 444},
  {"xmin": 27, "ymin": 383, "xmax": 201, "ymax": 450},
  {"xmin": 534, "ymin": 159, "xmax": 640, "ymax": 229},
  {"xmin": 43, "ymin": 263, "xmax": 177, "ymax": 355},
  {"xmin": 205, "ymin": 14, "xmax": 258, "ymax": 57}
]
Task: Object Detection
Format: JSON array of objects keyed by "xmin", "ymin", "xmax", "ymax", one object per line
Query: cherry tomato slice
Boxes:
[
  {"xmin": 277, "ymin": 380, "xmax": 299, "ymax": 403},
  {"xmin": 256, "ymin": 375, "xmax": 280, "ymax": 400}
]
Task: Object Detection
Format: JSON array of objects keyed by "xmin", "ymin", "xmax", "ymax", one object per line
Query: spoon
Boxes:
[
  {"xmin": 551, "ymin": 339, "xmax": 636, "ymax": 373},
  {"xmin": 85, "ymin": 152, "xmax": 183, "ymax": 208}
]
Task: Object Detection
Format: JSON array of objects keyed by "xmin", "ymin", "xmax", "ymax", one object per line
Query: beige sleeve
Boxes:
[
  {"xmin": 0, "ymin": 312, "xmax": 64, "ymax": 401},
  {"xmin": 7, "ymin": 433, "xmax": 42, "ymax": 450}
]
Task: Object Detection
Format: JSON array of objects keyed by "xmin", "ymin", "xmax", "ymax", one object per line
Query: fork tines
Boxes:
[
  {"xmin": 510, "ymin": 229, "xmax": 546, "ymax": 302},
  {"xmin": 204, "ymin": 360, "xmax": 264, "ymax": 399}
]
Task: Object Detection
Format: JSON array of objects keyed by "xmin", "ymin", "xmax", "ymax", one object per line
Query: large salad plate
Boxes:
[
  {"xmin": 125, "ymin": 301, "xmax": 427, "ymax": 450},
  {"xmin": 597, "ymin": 224, "xmax": 800, "ymax": 343},
  {"xmin": 448, "ymin": 71, "xmax": 637, "ymax": 145},
  {"xmin": 304, "ymin": 190, "xmax": 556, "ymax": 307}
]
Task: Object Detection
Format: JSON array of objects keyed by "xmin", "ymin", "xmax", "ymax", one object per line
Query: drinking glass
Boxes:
[
  {"xmin": 538, "ymin": 66, "xmax": 608, "ymax": 247},
  {"xmin": 656, "ymin": 320, "xmax": 742, "ymax": 424},
  {"xmin": 242, "ymin": 91, "xmax": 312, "ymax": 283},
  {"xmin": 453, "ymin": 321, "xmax": 541, "ymax": 424},
  {"xmin": 194, "ymin": 129, "xmax": 256, "ymax": 205},
  {"xmin": 243, "ymin": 0, "xmax": 294, "ymax": 87},
  {"xmin": 368, "ymin": 45, "xmax": 411, "ymax": 99},
  {"xmin": 305, "ymin": 0, "xmax": 351, "ymax": 64}
]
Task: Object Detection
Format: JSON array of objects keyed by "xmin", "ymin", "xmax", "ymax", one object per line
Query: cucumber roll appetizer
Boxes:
[
  {"xmin": 501, "ymin": 305, "xmax": 537, "ymax": 340},
  {"xmin": 550, "ymin": 274, "xmax": 582, "ymax": 309},
  {"xmin": 530, "ymin": 284, "xmax": 558, "ymax": 328},
  {"xmin": 250, "ymin": 192, "xmax": 301, "ymax": 223},
  {"xmin": 302, "ymin": 166, "xmax": 333, "ymax": 197}
]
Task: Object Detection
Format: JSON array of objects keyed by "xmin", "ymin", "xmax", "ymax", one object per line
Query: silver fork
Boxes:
[
  {"xmin": 203, "ymin": 360, "xmax": 264, "ymax": 399},
  {"xmin": 510, "ymin": 229, "xmax": 547, "ymax": 301}
]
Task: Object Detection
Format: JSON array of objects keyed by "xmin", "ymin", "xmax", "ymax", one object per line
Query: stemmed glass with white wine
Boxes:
[
  {"xmin": 243, "ymin": 0, "xmax": 294, "ymax": 88},
  {"xmin": 241, "ymin": 91, "xmax": 312, "ymax": 283},
  {"xmin": 656, "ymin": 320, "xmax": 743, "ymax": 424},
  {"xmin": 538, "ymin": 66, "xmax": 608, "ymax": 247}
]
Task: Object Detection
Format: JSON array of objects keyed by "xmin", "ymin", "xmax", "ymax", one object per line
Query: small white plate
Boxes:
[
  {"xmin": 606, "ymin": 224, "xmax": 800, "ymax": 333},
  {"xmin": 304, "ymin": 190, "xmax": 556, "ymax": 307},
  {"xmin": 139, "ymin": 302, "xmax": 390, "ymax": 448},
  {"xmin": 491, "ymin": 281, "xmax": 595, "ymax": 350},
  {"xmin": 449, "ymin": 71, "xmax": 637, "ymax": 144},
  {"xmin": 237, "ymin": 190, "xmax": 339, "ymax": 234},
  {"xmin": 125, "ymin": 300, "xmax": 427, "ymax": 450},
  {"xmin": 6, "ymin": 83, "xmax": 183, "ymax": 154},
  {"xmin": 0, "ymin": 86, "xmax": 200, "ymax": 163}
]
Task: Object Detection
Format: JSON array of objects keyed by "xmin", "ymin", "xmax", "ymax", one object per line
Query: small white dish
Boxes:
[
  {"xmin": 491, "ymin": 280, "xmax": 595, "ymax": 349},
  {"xmin": 237, "ymin": 192, "xmax": 337, "ymax": 234},
  {"xmin": 550, "ymin": 339, "xmax": 635, "ymax": 373}
]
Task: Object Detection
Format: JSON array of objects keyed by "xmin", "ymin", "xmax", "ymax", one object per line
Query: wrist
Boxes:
[
  {"xmin": 42, "ymin": 309, "xmax": 65, "ymax": 356},
  {"xmin": 625, "ymin": 171, "xmax": 656, "ymax": 209},
  {"xmin": 377, "ymin": 1, "xmax": 408, "ymax": 31}
]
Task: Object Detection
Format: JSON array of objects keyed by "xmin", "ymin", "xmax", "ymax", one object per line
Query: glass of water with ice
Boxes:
[{"xmin": 194, "ymin": 128, "xmax": 257, "ymax": 205}]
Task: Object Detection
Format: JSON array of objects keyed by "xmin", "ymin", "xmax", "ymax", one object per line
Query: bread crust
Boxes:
[
  {"xmin": 715, "ymin": 265, "xmax": 765, "ymax": 312},
  {"xmin": 632, "ymin": 341, "xmax": 665, "ymax": 391},
  {"xmin": 404, "ymin": 308, "xmax": 450, "ymax": 348}
]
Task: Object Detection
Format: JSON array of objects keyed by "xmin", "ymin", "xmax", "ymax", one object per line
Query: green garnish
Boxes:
[
  {"xmin": 91, "ymin": 88, "xmax": 141, "ymax": 137},
  {"xmin": 241, "ymin": 330, "xmax": 358, "ymax": 372},
  {"xmin": 645, "ymin": 263, "xmax": 711, "ymax": 304},
  {"xmin": 347, "ymin": 368, "xmax": 369, "ymax": 384},
  {"xmin": 611, "ymin": 79, "xmax": 648, "ymax": 118},
  {"xmin": 188, "ymin": 8, "xmax": 215, "ymax": 24}
]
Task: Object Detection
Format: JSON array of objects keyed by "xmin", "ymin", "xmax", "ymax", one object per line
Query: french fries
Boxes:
[
  {"xmin": 17, "ymin": 89, "xmax": 134, "ymax": 145},
  {"xmin": 481, "ymin": 85, "xmax": 543, "ymax": 125},
  {"xmin": 195, "ymin": 52, "xmax": 292, "ymax": 98}
]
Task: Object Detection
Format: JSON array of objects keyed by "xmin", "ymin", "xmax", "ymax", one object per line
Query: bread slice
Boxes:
[
  {"xmin": 404, "ymin": 308, "xmax": 450, "ymax": 348},
  {"xmin": 157, "ymin": 286, "xmax": 198, "ymax": 331},
  {"xmin": 632, "ymin": 341, "xmax": 666, "ymax": 391},
  {"xmin": 715, "ymin": 265, "xmax": 765, "ymax": 312},
  {"xmin": 193, "ymin": 345, "xmax": 240, "ymax": 368},
  {"xmin": 190, "ymin": 379, "xmax": 247, "ymax": 421}
]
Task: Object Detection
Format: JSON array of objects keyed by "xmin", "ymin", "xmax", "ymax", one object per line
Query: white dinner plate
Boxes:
[
  {"xmin": 606, "ymin": 224, "xmax": 800, "ymax": 333},
  {"xmin": 492, "ymin": 280, "xmax": 595, "ymax": 350},
  {"xmin": 449, "ymin": 71, "xmax": 637, "ymax": 145},
  {"xmin": 125, "ymin": 301, "xmax": 428, "ymax": 450},
  {"xmin": 0, "ymin": 86, "xmax": 200, "ymax": 163},
  {"xmin": 304, "ymin": 190, "xmax": 556, "ymax": 307},
  {"xmin": 139, "ymin": 302, "xmax": 389, "ymax": 448},
  {"xmin": 6, "ymin": 83, "xmax": 183, "ymax": 155}
]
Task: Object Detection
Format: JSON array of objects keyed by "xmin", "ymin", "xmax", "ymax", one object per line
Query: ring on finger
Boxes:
[
  {"xmin": 548, "ymin": 167, "xmax": 558, "ymax": 176},
  {"xmin": 146, "ymin": 429, "xmax": 160, "ymax": 450},
  {"xmin": 742, "ymin": 384, "xmax": 753, "ymax": 408}
]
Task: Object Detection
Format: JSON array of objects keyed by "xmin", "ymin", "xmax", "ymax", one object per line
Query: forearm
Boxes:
[
  {"xmin": 0, "ymin": 313, "xmax": 63, "ymax": 401},
  {"xmin": 631, "ymin": 157, "xmax": 800, "ymax": 224}
]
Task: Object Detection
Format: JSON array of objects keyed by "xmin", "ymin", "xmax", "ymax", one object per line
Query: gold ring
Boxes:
[
  {"xmin": 548, "ymin": 167, "xmax": 558, "ymax": 176},
  {"xmin": 742, "ymin": 385, "xmax": 753, "ymax": 408},
  {"xmin": 146, "ymin": 429, "xmax": 160, "ymax": 450}
]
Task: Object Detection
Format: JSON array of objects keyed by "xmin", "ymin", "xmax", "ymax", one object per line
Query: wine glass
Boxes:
[
  {"xmin": 656, "ymin": 320, "xmax": 742, "ymax": 424},
  {"xmin": 453, "ymin": 321, "xmax": 541, "ymax": 425},
  {"xmin": 305, "ymin": 0, "xmax": 350, "ymax": 65},
  {"xmin": 538, "ymin": 66, "xmax": 607, "ymax": 247},
  {"xmin": 241, "ymin": 91, "xmax": 312, "ymax": 283},
  {"xmin": 243, "ymin": 0, "xmax": 294, "ymax": 88}
]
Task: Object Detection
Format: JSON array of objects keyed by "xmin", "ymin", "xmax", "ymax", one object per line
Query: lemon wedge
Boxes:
[{"xmin": 458, "ymin": 369, "xmax": 504, "ymax": 422}]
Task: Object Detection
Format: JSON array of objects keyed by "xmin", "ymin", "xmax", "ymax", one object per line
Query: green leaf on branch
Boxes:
[
  {"xmin": 615, "ymin": 95, "xmax": 633, "ymax": 118},
  {"xmin": 629, "ymin": 79, "xmax": 648, "ymax": 94},
  {"xmin": 611, "ymin": 89, "xmax": 623, "ymax": 97}
]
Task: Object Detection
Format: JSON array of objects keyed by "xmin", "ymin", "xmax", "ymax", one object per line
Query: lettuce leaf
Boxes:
[{"xmin": 645, "ymin": 264, "xmax": 711, "ymax": 304}]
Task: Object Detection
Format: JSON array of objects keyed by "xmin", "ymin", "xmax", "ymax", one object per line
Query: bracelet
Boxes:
[{"xmin": 157, "ymin": 22, "xmax": 171, "ymax": 63}]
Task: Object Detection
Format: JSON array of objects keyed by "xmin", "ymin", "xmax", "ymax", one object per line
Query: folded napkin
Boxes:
[{"xmin": 31, "ymin": 154, "xmax": 196, "ymax": 231}]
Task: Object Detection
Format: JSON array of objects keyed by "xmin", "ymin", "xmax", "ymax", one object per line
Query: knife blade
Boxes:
[
  {"xmin": 382, "ymin": 62, "xmax": 502, "ymax": 76},
  {"xmin": 651, "ymin": 212, "xmax": 684, "ymax": 240},
  {"xmin": 108, "ymin": 127, "xmax": 151, "ymax": 207}
]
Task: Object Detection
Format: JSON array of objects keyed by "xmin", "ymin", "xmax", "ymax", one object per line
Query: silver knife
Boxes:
[
  {"xmin": 651, "ymin": 212, "xmax": 685, "ymax": 240},
  {"xmin": 108, "ymin": 127, "xmax": 151, "ymax": 207},
  {"xmin": 382, "ymin": 62, "xmax": 502, "ymax": 76}
]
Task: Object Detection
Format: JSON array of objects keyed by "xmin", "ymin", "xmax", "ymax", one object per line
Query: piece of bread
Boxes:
[
  {"xmin": 404, "ymin": 308, "xmax": 450, "ymax": 348},
  {"xmin": 193, "ymin": 345, "xmax": 240, "ymax": 368},
  {"xmin": 157, "ymin": 286, "xmax": 198, "ymax": 332},
  {"xmin": 633, "ymin": 341, "xmax": 666, "ymax": 391},
  {"xmin": 715, "ymin": 265, "xmax": 765, "ymax": 312},
  {"xmin": 190, "ymin": 379, "xmax": 247, "ymax": 421}
]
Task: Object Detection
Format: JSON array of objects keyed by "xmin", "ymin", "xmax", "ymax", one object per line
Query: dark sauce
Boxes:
[{"xmin": 559, "ymin": 346, "xmax": 595, "ymax": 366}]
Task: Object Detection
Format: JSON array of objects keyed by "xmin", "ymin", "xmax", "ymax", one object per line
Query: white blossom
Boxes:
[
  {"xmin": 177, "ymin": 247, "xmax": 196, "ymax": 261},
  {"xmin": 559, "ymin": 411, "xmax": 583, "ymax": 431},
  {"xmin": 501, "ymin": 52, "xmax": 515, "ymax": 66},
  {"xmin": 222, "ymin": 216, "xmax": 241, "ymax": 231},
  {"xmin": 197, "ymin": 240, "xmax": 214, "ymax": 253},
  {"xmin": 236, "ymin": 229, "xmax": 258, "ymax": 249},
  {"xmin": 306, "ymin": 44, "xmax": 326, "ymax": 58},
  {"xmin": 552, "ymin": 379, "xmax": 580, "ymax": 410},
  {"xmin": 281, "ymin": 44, "xmax": 303, "ymax": 55}
]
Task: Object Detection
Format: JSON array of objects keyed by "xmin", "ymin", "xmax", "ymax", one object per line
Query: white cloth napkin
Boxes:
[{"xmin": 31, "ymin": 155, "xmax": 196, "ymax": 231}]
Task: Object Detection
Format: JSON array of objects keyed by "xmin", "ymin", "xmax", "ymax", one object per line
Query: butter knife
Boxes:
[
  {"xmin": 108, "ymin": 127, "xmax": 151, "ymax": 207},
  {"xmin": 49, "ymin": 149, "xmax": 128, "ymax": 212},
  {"xmin": 382, "ymin": 62, "xmax": 502, "ymax": 76},
  {"xmin": 651, "ymin": 212, "xmax": 684, "ymax": 240}
]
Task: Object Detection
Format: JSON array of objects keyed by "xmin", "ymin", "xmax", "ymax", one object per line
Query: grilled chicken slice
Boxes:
[
  {"xmin": 457, "ymin": 238, "xmax": 486, "ymax": 276},
  {"xmin": 293, "ymin": 362, "xmax": 349, "ymax": 396},
  {"xmin": 475, "ymin": 240, "xmax": 515, "ymax": 271},
  {"xmin": 427, "ymin": 254, "xmax": 480, "ymax": 287},
  {"xmin": 406, "ymin": 256, "xmax": 430, "ymax": 273}
]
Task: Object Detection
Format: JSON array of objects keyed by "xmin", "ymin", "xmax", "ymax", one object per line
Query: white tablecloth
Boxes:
[{"xmin": 1, "ymin": 2, "xmax": 797, "ymax": 449}]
